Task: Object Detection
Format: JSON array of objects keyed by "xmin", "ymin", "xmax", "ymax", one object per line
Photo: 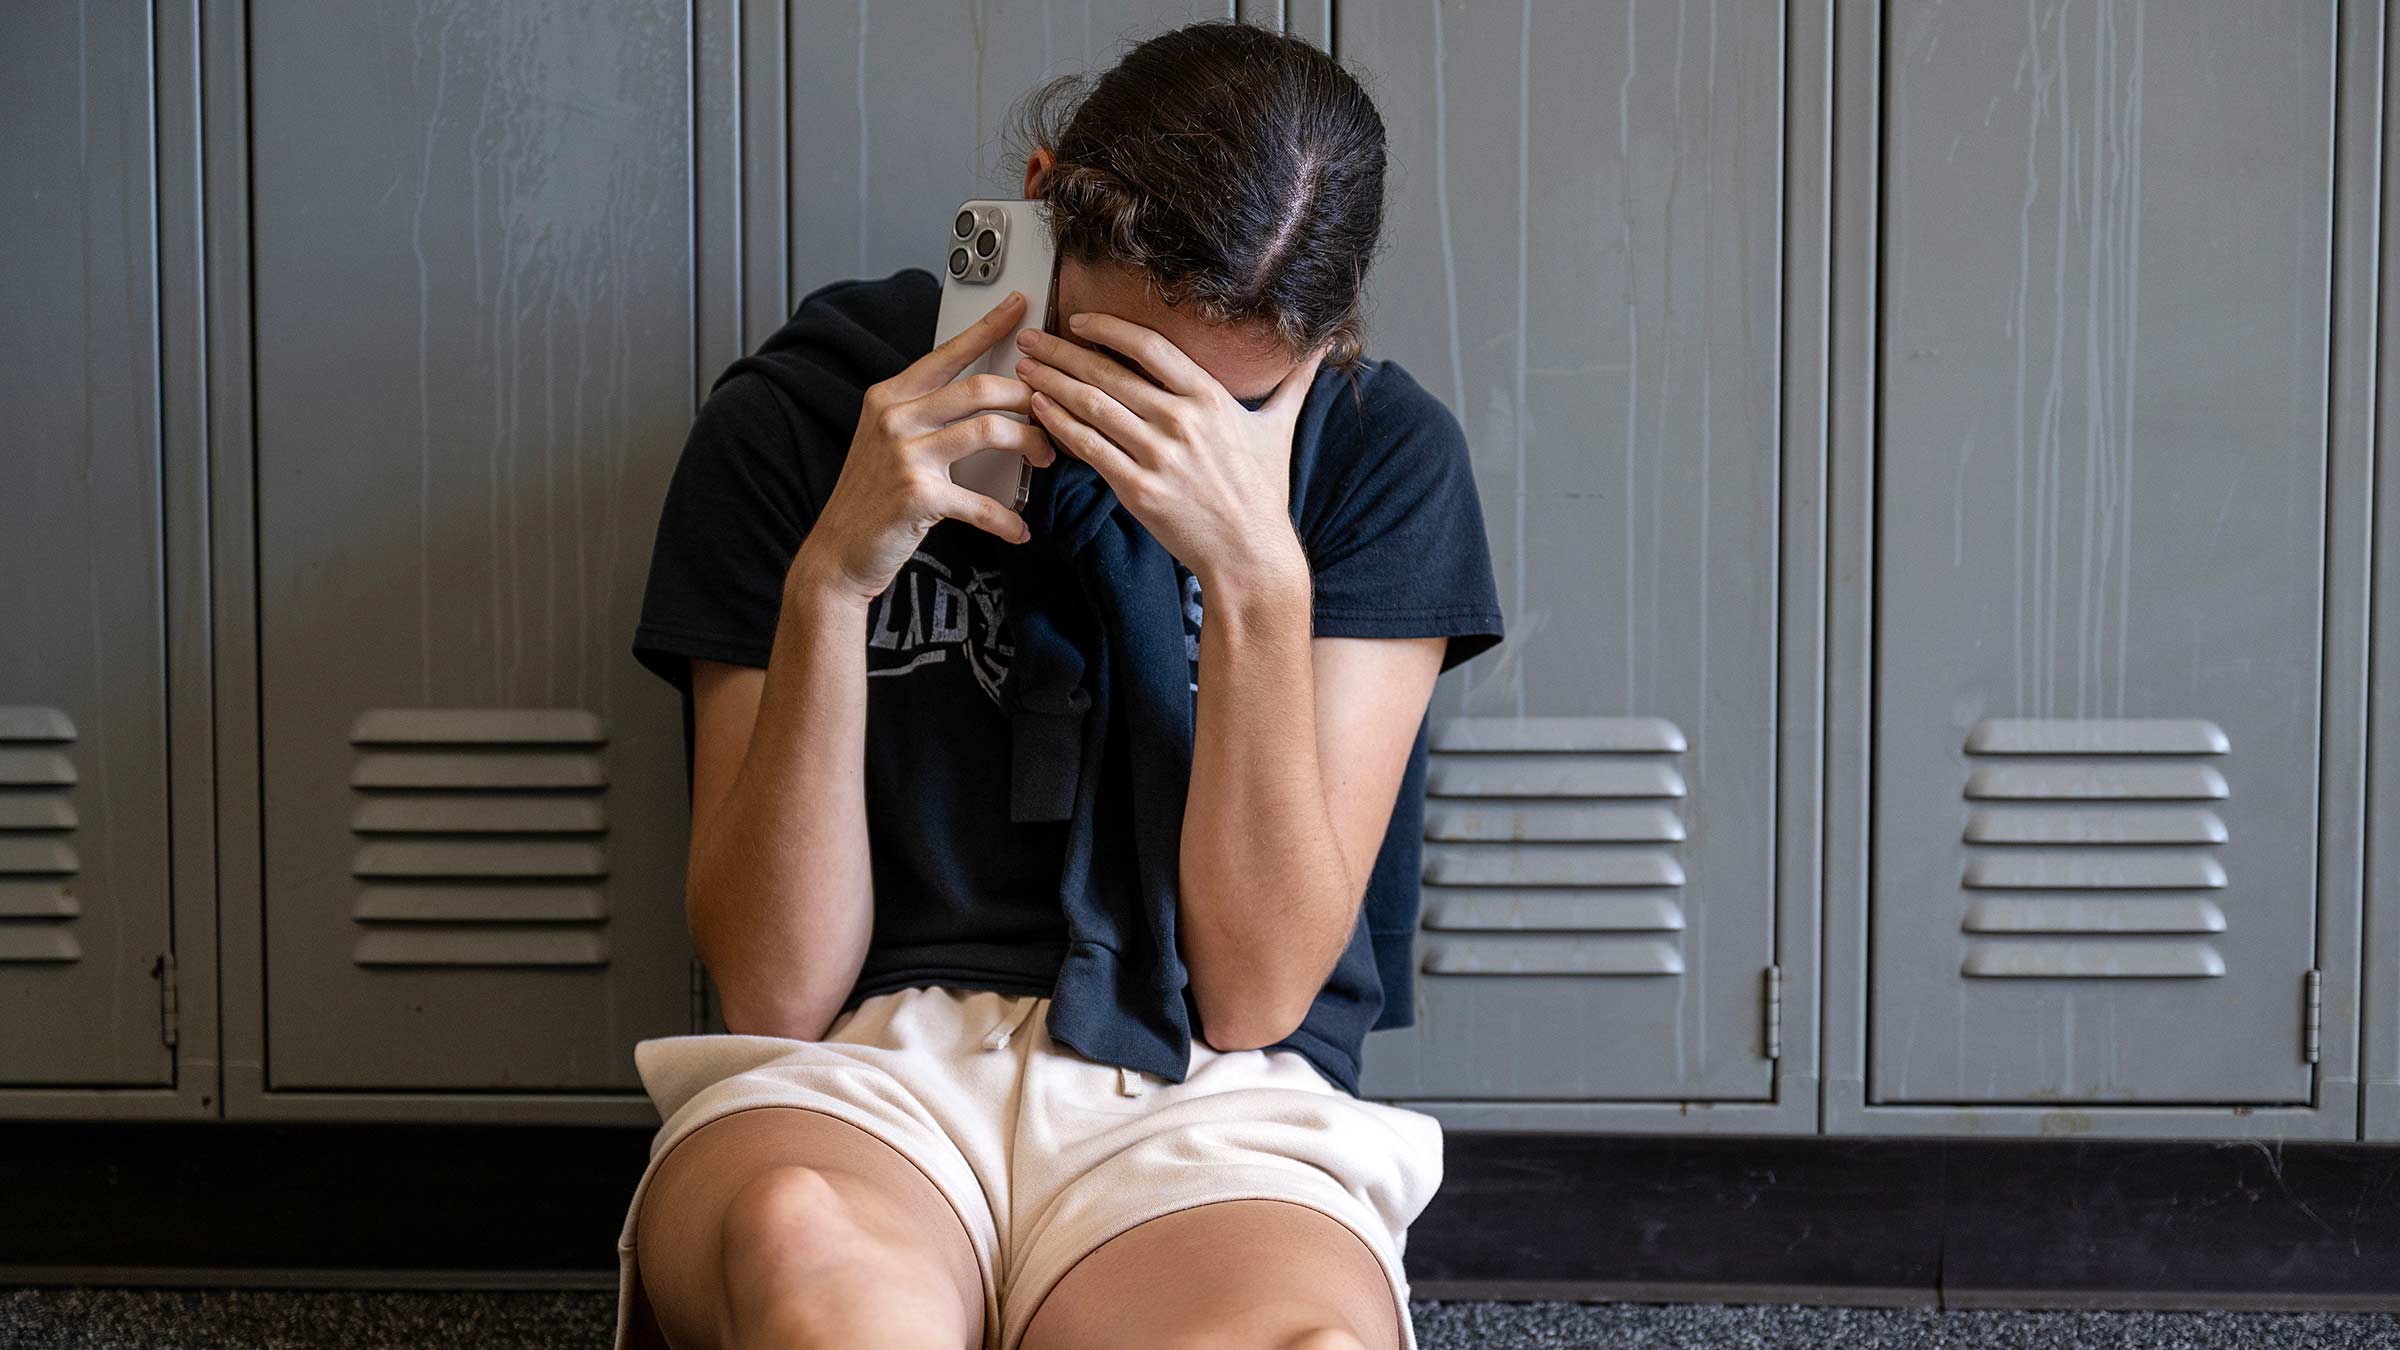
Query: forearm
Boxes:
[
  {"xmin": 686, "ymin": 550, "xmax": 876, "ymax": 1040},
  {"xmin": 1180, "ymin": 547, "xmax": 1356, "ymax": 1050}
]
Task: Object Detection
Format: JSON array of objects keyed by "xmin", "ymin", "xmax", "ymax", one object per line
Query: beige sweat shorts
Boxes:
[{"xmin": 612, "ymin": 983, "xmax": 1446, "ymax": 1350}]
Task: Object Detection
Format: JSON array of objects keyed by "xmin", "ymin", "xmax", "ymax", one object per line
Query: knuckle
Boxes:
[
  {"xmin": 871, "ymin": 402, "xmax": 908, "ymax": 439},
  {"xmin": 1129, "ymin": 335, "xmax": 1165, "ymax": 365}
]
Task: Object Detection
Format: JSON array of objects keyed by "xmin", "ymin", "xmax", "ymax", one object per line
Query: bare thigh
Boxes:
[
  {"xmin": 629, "ymin": 1104, "xmax": 985, "ymax": 1350},
  {"xmin": 1017, "ymin": 1197, "xmax": 1403, "ymax": 1350}
]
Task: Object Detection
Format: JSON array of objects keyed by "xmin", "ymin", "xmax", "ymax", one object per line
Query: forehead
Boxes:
[{"xmin": 1052, "ymin": 257, "xmax": 1295, "ymax": 402}]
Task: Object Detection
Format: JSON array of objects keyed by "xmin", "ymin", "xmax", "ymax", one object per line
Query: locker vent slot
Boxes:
[
  {"xmin": 1959, "ymin": 717, "xmax": 2229, "ymax": 979},
  {"xmin": 347, "ymin": 707, "xmax": 611, "ymax": 968},
  {"xmin": 1421, "ymin": 717, "xmax": 1689, "ymax": 979},
  {"xmin": 0, "ymin": 706, "xmax": 80, "ymax": 965}
]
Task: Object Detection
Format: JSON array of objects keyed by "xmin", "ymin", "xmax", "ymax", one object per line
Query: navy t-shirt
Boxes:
[{"xmin": 632, "ymin": 268, "xmax": 1503, "ymax": 1093}]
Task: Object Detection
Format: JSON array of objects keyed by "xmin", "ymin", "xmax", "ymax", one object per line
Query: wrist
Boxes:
[
  {"xmin": 784, "ymin": 542, "xmax": 879, "ymax": 618},
  {"xmin": 1193, "ymin": 528, "xmax": 1311, "ymax": 610}
]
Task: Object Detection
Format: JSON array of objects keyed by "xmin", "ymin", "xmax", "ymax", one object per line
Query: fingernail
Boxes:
[
  {"xmin": 1016, "ymin": 358, "xmax": 1036, "ymax": 375},
  {"xmin": 1017, "ymin": 327, "xmax": 1043, "ymax": 347},
  {"xmin": 1067, "ymin": 312, "xmax": 1088, "ymax": 329}
]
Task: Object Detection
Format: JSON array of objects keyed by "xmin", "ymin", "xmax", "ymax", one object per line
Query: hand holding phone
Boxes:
[
  {"xmin": 785, "ymin": 289, "xmax": 1060, "ymax": 604},
  {"xmin": 933, "ymin": 199, "xmax": 1060, "ymax": 511}
]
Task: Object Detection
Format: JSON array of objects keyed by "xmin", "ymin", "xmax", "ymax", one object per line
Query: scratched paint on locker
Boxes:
[
  {"xmin": 1344, "ymin": 0, "xmax": 1785, "ymax": 1103},
  {"xmin": 1871, "ymin": 0, "xmax": 2331, "ymax": 1106},
  {"xmin": 247, "ymin": 0, "xmax": 699, "ymax": 1091}
]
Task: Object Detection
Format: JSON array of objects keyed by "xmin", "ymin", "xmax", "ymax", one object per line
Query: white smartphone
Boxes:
[{"xmin": 933, "ymin": 198, "xmax": 1057, "ymax": 513}]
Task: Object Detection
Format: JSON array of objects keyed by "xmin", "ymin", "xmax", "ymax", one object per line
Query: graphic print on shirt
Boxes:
[
  {"xmin": 1178, "ymin": 564, "xmax": 1204, "ymax": 695},
  {"xmin": 865, "ymin": 546, "xmax": 1013, "ymax": 706}
]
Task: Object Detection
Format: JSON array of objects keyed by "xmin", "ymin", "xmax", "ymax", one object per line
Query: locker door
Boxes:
[
  {"xmin": 781, "ymin": 1, "xmax": 1231, "ymax": 307},
  {"xmin": 1871, "ymin": 0, "xmax": 2331, "ymax": 1105},
  {"xmin": 1343, "ymin": 1, "xmax": 1788, "ymax": 1101},
  {"xmin": 0, "ymin": 1, "xmax": 177, "ymax": 1087},
  {"xmin": 247, "ymin": 1, "xmax": 698, "ymax": 1090}
]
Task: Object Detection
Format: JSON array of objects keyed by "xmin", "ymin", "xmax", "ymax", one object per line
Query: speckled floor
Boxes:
[{"xmin": 5, "ymin": 1289, "xmax": 2400, "ymax": 1349}]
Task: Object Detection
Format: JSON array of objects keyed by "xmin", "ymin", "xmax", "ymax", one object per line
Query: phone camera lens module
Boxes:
[
  {"xmin": 974, "ymin": 228, "xmax": 1000, "ymax": 259},
  {"xmin": 954, "ymin": 210, "xmax": 975, "ymax": 239},
  {"xmin": 948, "ymin": 247, "xmax": 971, "ymax": 277}
]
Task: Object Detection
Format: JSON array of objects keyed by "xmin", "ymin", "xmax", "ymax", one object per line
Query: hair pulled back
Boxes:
[{"xmin": 1003, "ymin": 20, "xmax": 1388, "ymax": 379}]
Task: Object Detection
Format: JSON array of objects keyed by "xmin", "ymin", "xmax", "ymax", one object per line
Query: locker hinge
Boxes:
[
  {"xmin": 689, "ymin": 956, "xmax": 710, "ymax": 1034},
  {"xmin": 1763, "ymin": 965, "xmax": 1783, "ymax": 1060},
  {"xmin": 155, "ymin": 952, "xmax": 179, "ymax": 1049},
  {"xmin": 2304, "ymin": 968, "xmax": 2322, "ymax": 1065}
]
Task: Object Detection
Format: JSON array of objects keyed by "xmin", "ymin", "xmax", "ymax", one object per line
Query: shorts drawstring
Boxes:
[
  {"xmin": 981, "ymin": 997, "xmax": 1041, "ymax": 1052},
  {"xmin": 976, "ymin": 995, "xmax": 1146, "ymax": 1096}
]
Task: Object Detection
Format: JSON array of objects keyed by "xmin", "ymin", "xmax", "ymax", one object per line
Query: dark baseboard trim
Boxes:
[{"xmin": 5, "ymin": 1122, "xmax": 2397, "ymax": 1309}]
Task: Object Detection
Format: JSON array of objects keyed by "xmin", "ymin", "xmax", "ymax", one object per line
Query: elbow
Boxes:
[
  {"xmin": 716, "ymin": 987, "xmax": 835, "ymax": 1042},
  {"xmin": 1182, "ymin": 901, "xmax": 1336, "ymax": 1055},
  {"xmin": 700, "ymin": 927, "xmax": 840, "ymax": 1040},
  {"xmin": 684, "ymin": 875, "xmax": 836, "ymax": 1043},
  {"xmin": 1201, "ymin": 1008, "xmax": 1307, "ymax": 1054},
  {"xmin": 1193, "ymin": 976, "xmax": 1311, "ymax": 1053}
]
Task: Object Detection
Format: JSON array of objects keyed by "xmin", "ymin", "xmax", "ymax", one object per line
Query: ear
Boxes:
[{"xmin": 1023, "ymin": 147, "xmax": 1055, "ymax": 199}]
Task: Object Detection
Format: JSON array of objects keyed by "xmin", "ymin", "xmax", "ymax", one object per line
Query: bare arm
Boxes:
[
  {"xmin": 682, "ymin": 575, "xmax": 875, "ymax": 1040},
  {"xmin": 678, "ymin": 290, "xmax": 1057, "ymax": 1039},
  {"xmin": 1011, "ymin": 310, "xmax": 1449, "ymax": 1051},
  {"xmin": 1178, "ymin": 552, "xmax": 1445, "ymax": 1049}
]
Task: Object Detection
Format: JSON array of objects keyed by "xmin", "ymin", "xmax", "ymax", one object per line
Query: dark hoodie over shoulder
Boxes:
[{"xmin": 632, "ymin": 268, "xmax": 1502, "ymax": 1096}]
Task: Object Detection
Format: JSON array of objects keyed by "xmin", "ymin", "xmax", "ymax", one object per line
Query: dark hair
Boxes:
[{"xmin": 1003, "ymin": 19, "xmax": 1388, "ymax": 384}]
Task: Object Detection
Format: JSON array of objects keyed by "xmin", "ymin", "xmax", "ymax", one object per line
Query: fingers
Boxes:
[
  {"xmin": 883, "ymin": 290, "xmax": 1028, "ymax": 402},
  {"xmin": 1062, "ymin": 312, "xmax": 1217, "ymax": 398},
  {"xmin": 917, "ymin": 411, "xmax": 1059, "ymax": 468},
  {"xmin": 1262, "ymin": 343, "xmax": 1330, "ymax": 420},
  {"xmin": 901, "ymin": 371, "xmax": 1033, "ymax": 431},
  {"xmin": 1012, "ymin": 327, "xmax": 1175, "ymax": 420},
  {"xmin": 1015, "ymin": 356, "xmax": 1161, "ymax": 462},
  {"xmin": 932, "ymin": 480, "xmax": 1033, "ymax": 545},
  {"xmin": 1029, "ymin": 390, "xmax": 1144, "ymax": 495}
]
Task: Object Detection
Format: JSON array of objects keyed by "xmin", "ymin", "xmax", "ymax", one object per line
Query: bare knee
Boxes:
[
  {"xmin": 718, "ymin": 1164, "xmax": 862, "ymax": 1277},
  {"xmin": 1280, "ymin": 1329, "xmax": 1372, "ymax": 1350},
  {"xmin": 714, "ymin": 1164, "xmax": 981, "ymax": 1350},
  {"xmin": 713, "ymin": 1165, "xmax": 873, "ymax": 1338},
  {"xmin": 1156, "ymin": 1324, "xmax": 1370, "ymax": 1350}
]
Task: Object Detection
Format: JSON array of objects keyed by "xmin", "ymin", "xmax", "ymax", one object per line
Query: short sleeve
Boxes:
[
  {"xmin": 1295, "ymin": 359, "xmax": 1505, "ymax": 672},
  {"xmin": 630, "ymin": 370, "xmax": 823, "ymax": 694}
]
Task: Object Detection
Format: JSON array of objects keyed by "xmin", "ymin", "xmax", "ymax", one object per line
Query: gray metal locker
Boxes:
[
  {"xmin": 242, "ymin": 0, "xmax": 700, "ymax": 1092},
  {"xmin": 1868, "ymin": 0, "xmax": 2335, "ymax": 1108},
  {"xmin": 0, "ymin": 1, "xmax": 179, "ymax": 1089},
  {"xmin": 777, "ymin": 0, "xmax": 1233, "ymax": 325},
  {"xmin": 1341, "ymin": 1, "xmax": 1793, "ymax": 1112}
]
